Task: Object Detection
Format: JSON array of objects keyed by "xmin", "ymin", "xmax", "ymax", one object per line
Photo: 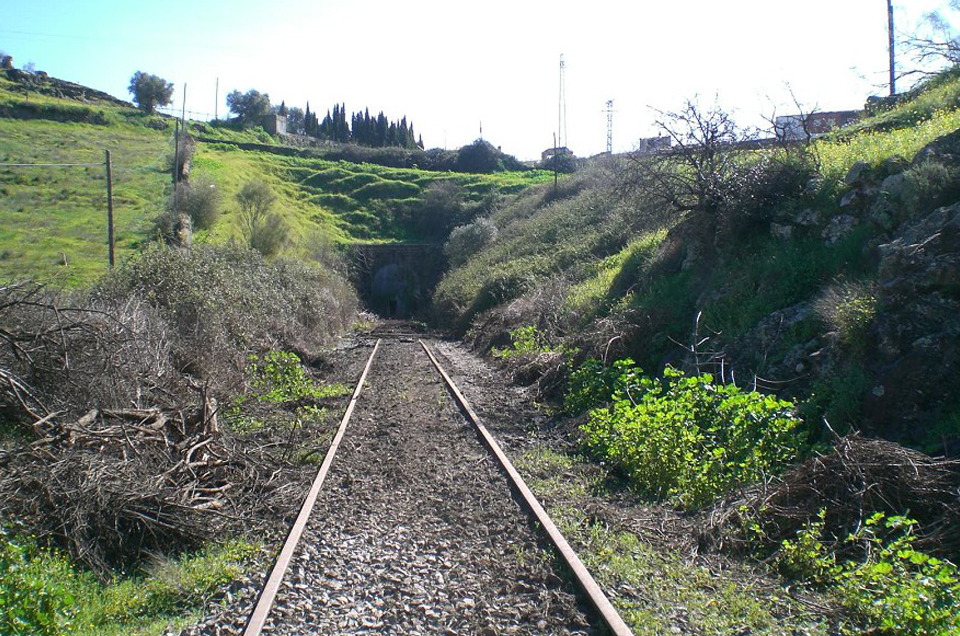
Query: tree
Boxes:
[
  {"xmin": 285, "ymin": 106, "xmax": 305, "ymax": 135},
  {"xmin": 128, "ymin": 71, "xmax": 174, "ymax": 114},
  {"xmin": 904, "ymin": 1, "xmax": 960, "ymax": 76},
  {"xmin": 455, "ymin": 139, "xmax": 504, "ymax": 173},
  {"xmin": 620, "ymin": 99, "xmax": 749, "ymax": 217},
  {"xmin": 226, "ymin": 89, "xmax": 271, "ymax": 126}
]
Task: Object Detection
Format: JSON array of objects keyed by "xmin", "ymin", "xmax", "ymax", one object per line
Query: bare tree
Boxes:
[
  {"xmin": 620, "ymin": 98, "xmax": 751, "ymax": 217},
  {"xmin": 902, "ymin": 1, "xmax": 960, "ymax": 80}
]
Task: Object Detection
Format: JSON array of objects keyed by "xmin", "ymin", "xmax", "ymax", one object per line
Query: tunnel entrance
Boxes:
[{"xmin": 351, "ymin": 244, "xmax": 445, "ymax": 318}]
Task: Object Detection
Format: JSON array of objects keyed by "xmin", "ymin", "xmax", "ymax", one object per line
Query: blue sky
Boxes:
[{"xmin": 0, "ymin": 0, "xmax": 954, "ymax": 160}]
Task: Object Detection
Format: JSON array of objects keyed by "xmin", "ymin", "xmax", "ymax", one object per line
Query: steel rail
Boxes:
[
  {"xmin": 419, "ymin": 339, "xmax": 635, "ymax": 636},
  {"xmin": 241, "ymin": 338, "xmax": 381, "ymax": 636}
]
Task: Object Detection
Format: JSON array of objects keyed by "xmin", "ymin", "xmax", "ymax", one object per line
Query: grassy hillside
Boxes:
[
  {"xmin": 436, "ymin": 68, "xmax": 960, "ymax": 445},
  {"xmin": 0, "ymin": 72, "xmax": 550, "ymax": 286}
]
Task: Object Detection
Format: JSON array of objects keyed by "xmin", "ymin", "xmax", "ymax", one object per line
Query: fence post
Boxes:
[{"xmin": 105, "ymin": 150, "xmax": 114, "ymax": 267}]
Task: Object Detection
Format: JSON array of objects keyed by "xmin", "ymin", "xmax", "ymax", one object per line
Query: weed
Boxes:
[
  {"xmin": 578, "ymin": 364, "xmax": 803, "ymax": 509},
  {"xmin": 775, "ymin": 512, "xmax": 960, "ymax": 634}
]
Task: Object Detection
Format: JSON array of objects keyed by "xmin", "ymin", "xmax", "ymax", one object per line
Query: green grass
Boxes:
[
  {"xmin": 0, "ymin": 116, "xmax": 169, "ymax": 286},
  {"xmin": 0, "ymin": 74, "xmax": 551, "ymax": 286},
  {"xmin": 816, "ymin": 107, "xmax": 960, "ymax": 183},
  {"xmin": 1, "ymin": 531, "xmax": 258, "ymax": 636}
]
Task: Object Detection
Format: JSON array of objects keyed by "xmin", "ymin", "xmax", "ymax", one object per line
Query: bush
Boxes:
[
  {"xmin": 776, "ymin": 513, "xmax": 960, "ymax": 635},
  {"xmin": 901, "ymin": 158, "xmax": 960, "ymax": 215},
  {"xmin": 814, "ymin": 280, "xmax": 877, "ymax": 354},
  {"xmin": 444, "ymin": 217, "xmax": 498, "ymax": 266},
  {"xmin": 95, "ymin": 245, "xmax": 357, "ymax": 394},
  {"xmin": 167, "ymin": 175, "xmax": 222, "ymax": 231},
  {"xmin": 236, "ymin": 180, "xmax": 288, "ymax": 256},
  {"xmin": 578, "ymin": 364, "xmax": 803, "ymax": 508}
]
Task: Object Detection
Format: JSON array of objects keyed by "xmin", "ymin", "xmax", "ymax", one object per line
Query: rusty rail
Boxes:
[
  {"xmin": 241, "ymin": 339, "xmax": 381, "ymax": 636},
  {"xmin": 419, "ymin": 339, "xmax": 635, "ymax": 636}
]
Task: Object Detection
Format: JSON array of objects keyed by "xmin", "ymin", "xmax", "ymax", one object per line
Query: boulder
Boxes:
[
  {"xmin": 822, "ymin": 214, "xmax": 858, "ymax": 244},
  {"xmin": 844, "ymin": 161, "xmax": 872, "ymax": 187},
  {"xmin": 865, "ymin": 202, "xmax": 960, "ymax": 438}
]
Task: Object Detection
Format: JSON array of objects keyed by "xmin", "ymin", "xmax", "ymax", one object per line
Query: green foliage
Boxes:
[
  {"xmin": 164, "ymin": 175, "xmax": 222, "ymax": 233},
  {"xmin": 226, "ymin": 89, "xmax": 271, "ymax": 127},
  {"xmin": 815, "ymin": 108, "xmax": 960, "ymax": 184},
  {"xmin": 444, "ymin": 217, "xmax": 498, "ymax": 266},
  {"xmin": 776, "ymin": 513, "xmax": 960, "ymax": 635},
  {"xmin": 1, "ymin": 531, "xmax": 78, "ymax": 635},
  {"xmin": 901, "ymin": 158, "xmax": 960, "ymax": 215},
  {"xmin": 578, "ymin": 365, "xmax": 803, "ymax": 508},
  {"xmin": 814, "ymin": 280, "xmax": 878, "ymax": 355},
  {"xmin": 249, "ymin": 351, "xmax": 348, "ymax": 403},
  {"xmin": 564, "ymin": 358, "xmax": 650, "ymax": 415},
  {"xmin": 704, "ymin": 230, "xmax": 874, "ymax": 338},
  {"xmin": 235, "ymin": 179, "xmax": 287, "ymax": 256},
  {"xmin": 127, "ymin": 71, "xmax": 173, "ymax": 114},
  {"xmin": 775, "ymin": 510, "xmax": 835, "ymax": 585},
  {"xmin": 802, "ymin": 363, "xmax": 871, "ymax": 435},
  {"xmin": 0, "ymin": 529, "xmax": 257, "ymax": 635},
  {"xmin": 491, "ymin": 325, "xmax": 556, "ymax": 360}
]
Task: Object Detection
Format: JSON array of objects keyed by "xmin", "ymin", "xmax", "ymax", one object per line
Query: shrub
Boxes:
[
  {"xmin": 775, "ymin": 512, "xmax": 960, "ymax": 635},
  {"xmin": 444, "ymin": 217, "xmax": 498, "ymax": 266},
  {"xmin": 814, "ymin": 280, "xmax": 877, "ymax": 355},
  {"xmin": 579, "ymin": 365, "xmax": 803, "ymax": 508},
  {"xmin": 236, "ymin": 180, "xmax": 288, "ymax": 256},
  {"xmin": 901, "ymin": 158, "xmax": 960, "ymax": 215},
  {"xmin": 167, "ymin": 175, "xmax": 222, "ymax": 231},
  {"xmin": 95, "ymin": 245, "xmax": 357, "ymax": 394}
]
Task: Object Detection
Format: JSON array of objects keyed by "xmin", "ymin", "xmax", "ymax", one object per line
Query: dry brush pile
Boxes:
[
  {"xmin": 709, "ymin": 433, "xmax": 960, "ymax": 561},
  {"xmin": 0, "ymin": 246, "xmax": 358, "ymax": 578}
]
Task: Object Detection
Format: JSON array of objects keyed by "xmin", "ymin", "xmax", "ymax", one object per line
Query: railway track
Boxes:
[{"xmin": 236, "ymin": 335, "xmax": 632, "ymax": 636}]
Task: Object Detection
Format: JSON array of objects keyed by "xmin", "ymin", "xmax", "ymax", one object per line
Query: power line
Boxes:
[{"xmin": 0, "ymin": 162, "xmax": 103, "ymax": 167}]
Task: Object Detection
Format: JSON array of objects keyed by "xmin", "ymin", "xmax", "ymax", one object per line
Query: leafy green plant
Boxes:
[
  {"xmin": 775, "ymin": 510, "xmax": 835, "ymax": 585},
  {"xmin": 1, "ymin": 531, "xmax": 79, "ymax": 635},
  {"xmin": 775, "ymin": 512, "xmax": 960, "ymax": 635},
  {"xmin": 491, "ymin": 325, "xmax": 557, "ymax": 360},
  {"xmin": 249, "ymin": 351, "xmax": 348, "ymax": 403},
  {"xmin": 564, "ymin": 358, "xmax": 651, "ymax": 415},
  {"xmin": 579, "ymin": 365, "xmax": 803, "ymax": 509},
  {"xmin": 0, "ymin": 529, "xmax": 257, "ymax": 636}
]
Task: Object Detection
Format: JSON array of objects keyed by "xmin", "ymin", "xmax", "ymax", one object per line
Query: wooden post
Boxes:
[{"xmin": 105, "ymin": 150, "xmax": 114, "ymax": 267}]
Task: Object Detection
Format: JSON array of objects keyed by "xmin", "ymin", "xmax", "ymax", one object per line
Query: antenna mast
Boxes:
[
  {"xmin": 604, "ymin": 100, "xmax": 614, "ymax": 153},
  {"xmin": 558, "ymin": 54, "xmax": 567, "ymax": 149}
]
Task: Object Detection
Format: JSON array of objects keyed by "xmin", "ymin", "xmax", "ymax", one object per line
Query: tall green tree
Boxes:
[
  {"xmin": 226, "ymin": 89, "xmax": 271, "ymax": 127},
  {"xmin": 128, "ymin": 71, "xmax": 174, "ymax": 114}
]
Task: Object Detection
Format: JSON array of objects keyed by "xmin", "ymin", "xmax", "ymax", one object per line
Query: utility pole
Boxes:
[
  {"xmin": 105, "ymin": 150, "xmax": 114, "ymax": 267},
  {"xmin": 558, "ymin": 55, "xmax": 567, "ymax": 149},
  {"xmin": 214, "ymin": 77, "xmax": 219, "ymax": 120},
  {"xmin": 888, "ymin": 0, "xmax": 896, "ymax": 95},
  {"xmin": 181, "ymin": 83, "xmax": 187, "ymax": 126}
]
